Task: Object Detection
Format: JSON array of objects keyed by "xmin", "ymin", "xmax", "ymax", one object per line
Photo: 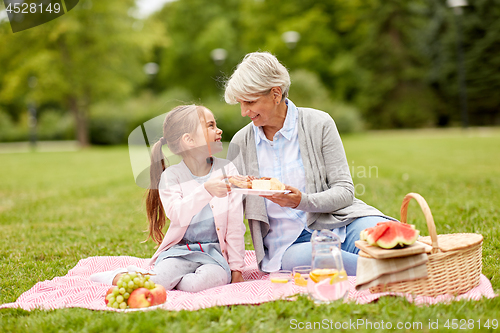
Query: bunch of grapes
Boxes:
[{"xmin": 105, "ymin": 272, "xmax": 155, "ymax": 309}]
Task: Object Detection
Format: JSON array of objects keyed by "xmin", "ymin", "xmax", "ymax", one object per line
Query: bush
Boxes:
[
  {"xmin": 330, "ymin": 102, "xmax": 364, "ymax": 133},
  {"xmin": 362, "ymin": 84, "xmax": 440, "ymax": 129},
  {"xmin": 289, "ymin": 69, "xmax": 364, "ymax": 134},
  {"xmin": 89, "ymin": 88, "xmax": 195, "ymax": 145},
  {"xmin": 89, "ymin": 116, "xmax": 128, "ymax": 145},
  {"xmin": 0, "ymin": 109, "xmax": 28, "ymax": 142},
  {"xmin": 0, "ymin": 108, "xmax": 74, "ymax": 143},
  {"xmin": 37, "ymin": 110, "xmax": 75, "ymax": 141},
  {"xmin": 85, "ymin": 74, "xmax": 365, "ymax": 146}
]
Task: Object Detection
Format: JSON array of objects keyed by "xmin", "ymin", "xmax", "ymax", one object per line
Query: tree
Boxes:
[
  {"xmin": 351, "ymin": 0, "xmax": 441, "ymax": 128},
  {"xmin": 423, "ymin": 0, "xmax": 500, "ymax": 126},
  {"xmin": 0, "ymin": 0, "xmax": 162, "ymax": 145},
  {"xmin": 152, "ymin": 0, "xmax": 241, "ymax": 99}
]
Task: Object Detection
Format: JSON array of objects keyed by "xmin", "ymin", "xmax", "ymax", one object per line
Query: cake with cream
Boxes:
[
  {"xmin": 228, "ymin": 176, "xmax": 285, "ymax": 191},
  {"xmin": 251, "ymin": 178, "xmax": 285, "ymax": 191}
]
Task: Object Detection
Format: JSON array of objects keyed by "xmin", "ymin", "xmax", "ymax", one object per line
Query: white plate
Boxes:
[{"xmin": 232, "ymin": 189, "xmax": 290, "ymax": 195}]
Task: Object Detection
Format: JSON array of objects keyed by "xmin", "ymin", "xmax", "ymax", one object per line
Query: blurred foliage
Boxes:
[
  {"xmin": 0, "ymin": 0, "xmax": 165, "ymax": 145},
  {"xmin": 88, "ymin": 88, "xmax": 194, "ymax": 145},
  {"xmin": 289, "ymin": 69, "xmax": 364, "ymax": 133},
  {"xmin": 0, "ymin": 108, "xmax": 27, "ymax": 142},
  {"xmin": 37, "ymin": 109, "xmax": 75, "ymax": 141},
  {"xmin": 423, "ymin": 0, "xmax": 500, "ymax": 126},
  {"xmin": 0, "ymin": 0, "xmax": 499, "ymax": 145},
  {"xmin": 353, "ymin": 0, "xmax": 440, "ymax": 128}
]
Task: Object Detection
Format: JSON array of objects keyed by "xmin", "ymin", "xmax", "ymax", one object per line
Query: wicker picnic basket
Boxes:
[{"xmin": 369, "ymin": 193, "xmax": 483, "ymax": 297}]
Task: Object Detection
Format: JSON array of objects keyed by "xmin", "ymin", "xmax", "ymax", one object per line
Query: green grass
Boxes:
[{"xmin": 1, "ymin": 128, "xmax": 499, "ymax": 332}]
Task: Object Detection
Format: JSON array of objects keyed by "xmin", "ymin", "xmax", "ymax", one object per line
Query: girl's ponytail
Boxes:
[
  {"xmin": 144, "ymin": 104, "xmax": 204, "ymax": 245},
  {"xmin": 146, "ymin": 139, "xmax": 167, "ymax": 245}
]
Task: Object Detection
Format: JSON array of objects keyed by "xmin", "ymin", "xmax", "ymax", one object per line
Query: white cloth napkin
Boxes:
[{"xmin": 355, "ymin": 253, "xmax": 428, "ymax": 291}]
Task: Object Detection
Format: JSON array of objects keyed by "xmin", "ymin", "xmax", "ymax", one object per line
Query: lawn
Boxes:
[{"xmin": 1, "ymin": 128, "xmax": 499, "ymax": 332}]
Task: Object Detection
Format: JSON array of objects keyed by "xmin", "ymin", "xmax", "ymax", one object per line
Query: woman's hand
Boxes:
[
  {"xmin": 231, "ymin": 270, "xmax": 244, "ymax": 283},
  {"xmin": 261, "ymin": 184, "xmax": 302, "ymax": 208},
  {"xmin": 204, "ymin": 175, "xmax": 231, "ymax": 198}
]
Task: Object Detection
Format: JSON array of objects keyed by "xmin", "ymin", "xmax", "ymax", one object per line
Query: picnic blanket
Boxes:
[{"xmin": 0, "ymin": 251, "xmax": 496, "ymax": 311}]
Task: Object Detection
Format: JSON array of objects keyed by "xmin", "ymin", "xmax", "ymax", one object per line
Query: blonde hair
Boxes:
[
  {"xmin": 146, "ymin": 105, "xmax": 208, "ymax": 245},
  {"xmin": 224, "ymin": 52, "xmax": 291, "ymax": 104}
]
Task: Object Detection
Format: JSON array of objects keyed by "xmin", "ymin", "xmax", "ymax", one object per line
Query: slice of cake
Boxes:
[
  {"xmin": 269, "ymin": 178, "xmax": 285, "ymax": 190},
  {"xmin": 251, "ymin": 179, "xmax": 271, "ymax": 190},
  {"xmin": 251, "ymin": 178, "xmax": 285, "ymax": 191}
]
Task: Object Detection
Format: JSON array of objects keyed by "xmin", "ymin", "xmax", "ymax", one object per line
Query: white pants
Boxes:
[{"xmin": 151, "ymin": 257, "xmax": 229, "ymax": 293}]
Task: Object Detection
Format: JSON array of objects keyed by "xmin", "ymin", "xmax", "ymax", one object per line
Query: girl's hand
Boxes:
[
  {"xmin": 204, "ymin": 175, "xmax": 231, "ymax": 198},
  {"xmin": 260, "ymin": 184, "xmax": 302, "ymax": 208},
  {"xmin": 231, "ymin": 270, "xmax": 244, "ymax": 283}
]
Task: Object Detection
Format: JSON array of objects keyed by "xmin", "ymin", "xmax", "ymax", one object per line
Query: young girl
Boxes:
[{"xmin": 91, "ymin": 105, "xmax": 246, "ymax": 292}]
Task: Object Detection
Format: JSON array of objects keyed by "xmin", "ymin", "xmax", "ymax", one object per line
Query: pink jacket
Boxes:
[{"xmin": 149, "ymin": 158, "xmax": 246, "ymax": 272}]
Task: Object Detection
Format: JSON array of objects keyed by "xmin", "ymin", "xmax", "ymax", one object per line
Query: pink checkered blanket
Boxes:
[{"xmin": 0, "ymin": 251, "xmax": 496, "ymax": 311}]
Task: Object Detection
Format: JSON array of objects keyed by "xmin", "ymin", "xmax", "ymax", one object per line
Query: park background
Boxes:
[
  {"xmin": 1, "ymin": 1, "xmax": 500, "ymax": 332},
  {"xmin": 1, "ymin": 0, "xmax": 499, "ymax": 145}
]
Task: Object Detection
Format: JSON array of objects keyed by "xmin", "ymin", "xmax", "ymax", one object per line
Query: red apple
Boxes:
[
  {"xmin": 150, "ymin": 284, "xmax": 167, "ymax": 305},
  {"xmin": 128, "ymin": 288, "xmax": 153, "ymax": 308},
  {"xmin": 104, "ymin": 287, "xmax": 114, "ymax": 305}
]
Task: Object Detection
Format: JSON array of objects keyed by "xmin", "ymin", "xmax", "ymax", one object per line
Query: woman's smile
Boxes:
[
  {"xmin": 238, "ymin": 93, "xmax": 279, "ymax": 127},
  {"xmin": 237, "ymin": 91, "xmax": 288, "ymax": 140}
]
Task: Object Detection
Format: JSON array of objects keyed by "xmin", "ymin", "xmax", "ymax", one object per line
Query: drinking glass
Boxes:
[
  {"xmin": 270, "ymin": 270, "xmax": 292, "ymax": 299},
  {"xmin": 292, "ymin": 265, "xmax": 311, "ymax": 288}
]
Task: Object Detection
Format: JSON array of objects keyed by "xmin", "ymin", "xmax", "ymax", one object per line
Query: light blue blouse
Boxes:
[{"xmin": 254, "ymin": 99, "xmax": 346, "ymax": 272}]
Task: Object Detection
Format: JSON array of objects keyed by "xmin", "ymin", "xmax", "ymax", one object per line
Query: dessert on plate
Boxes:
[{"xmin": 228, "ymin": 176, "xmax": 285, "ymax": 191}]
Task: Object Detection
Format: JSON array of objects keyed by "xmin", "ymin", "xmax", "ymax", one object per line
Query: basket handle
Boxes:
[{"xmin": 400, "ymin": 193, "xmax": 439, "ymax": 254}]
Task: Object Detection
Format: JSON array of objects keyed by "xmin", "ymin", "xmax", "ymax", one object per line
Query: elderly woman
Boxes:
[{"xmin": 225, "ymin": 52, "xmax": 396, "ymax": 275}]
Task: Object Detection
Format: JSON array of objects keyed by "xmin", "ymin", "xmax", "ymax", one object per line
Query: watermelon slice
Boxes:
[
  {"xmin": 366, "ymin": 223, "xmax": 390, "ymax": 245},
  {"xmin": 360, "ymin": 222, "xmax": 419, "ymax": 249},
  {"xmin": 359, "ymin": 223, "xmax": 390, "ymax": 245}
]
